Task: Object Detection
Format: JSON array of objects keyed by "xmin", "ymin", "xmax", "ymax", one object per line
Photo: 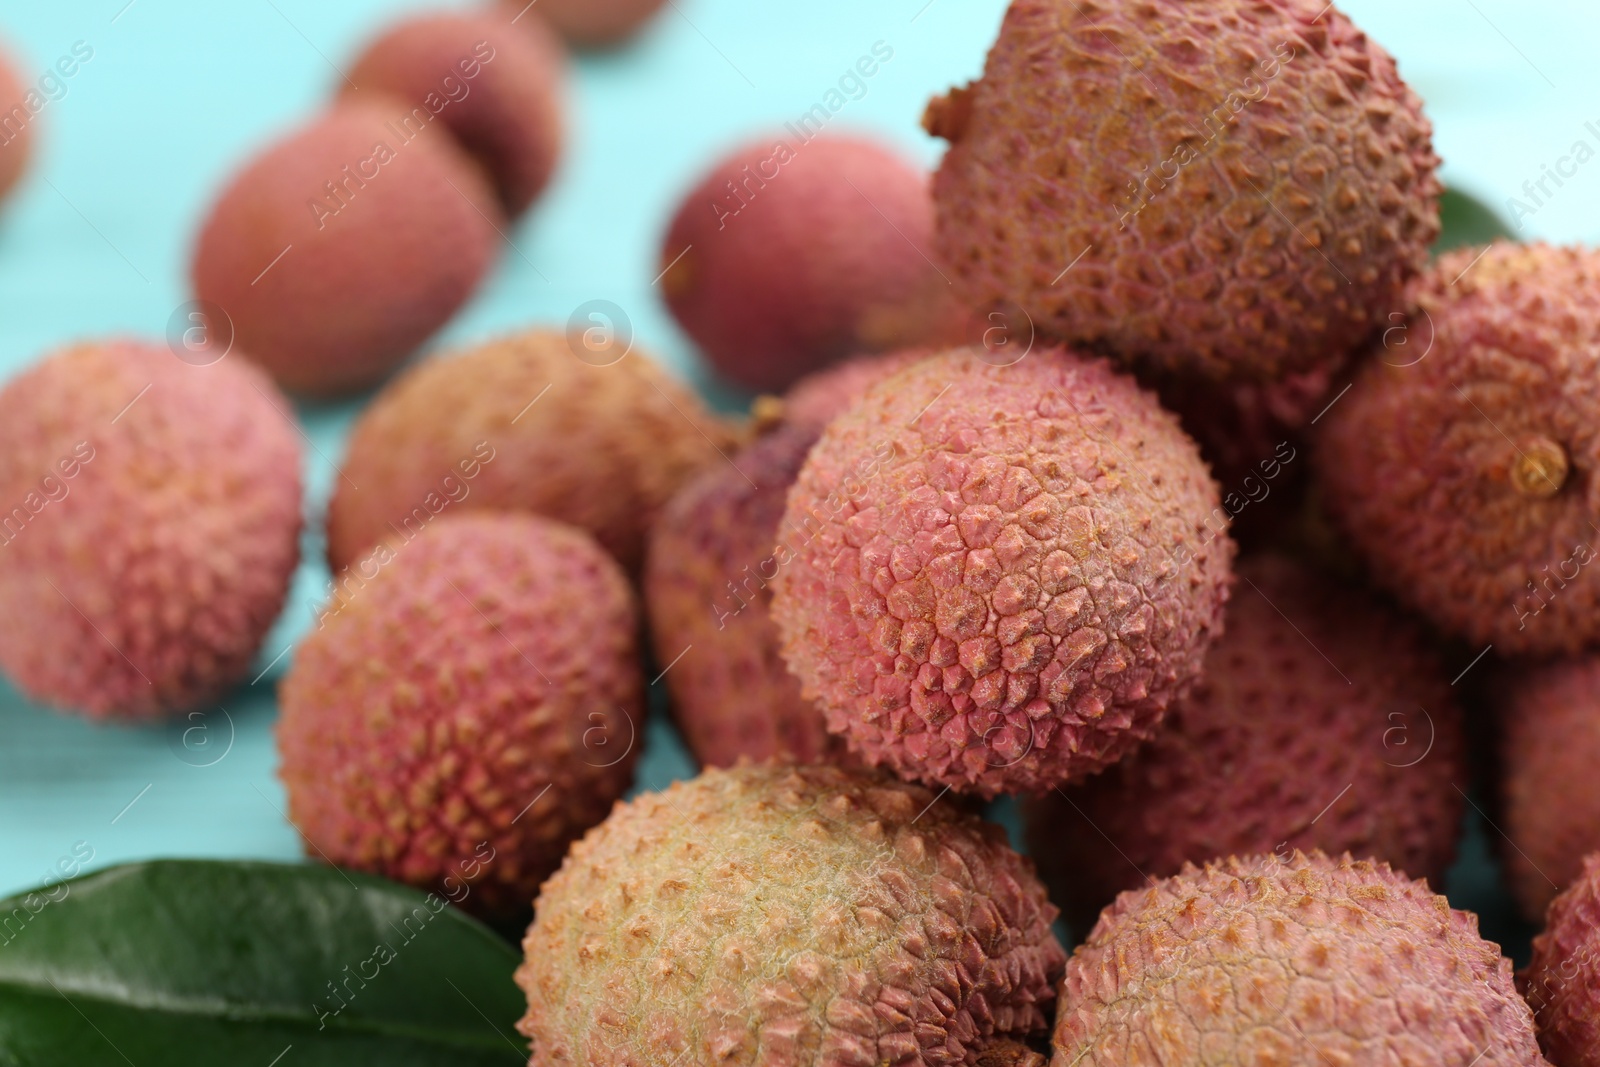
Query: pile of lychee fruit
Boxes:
[{"xmin": 2, "ymin": 0, "xmax": 1599, "ymax": 1063}]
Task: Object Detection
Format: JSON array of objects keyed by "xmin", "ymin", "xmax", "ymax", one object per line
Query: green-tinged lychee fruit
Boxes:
[
  {"xmin": 643, "ymin": 354, "xmax": 926, "ymax": 769},
  {"xmin": 279, "ymin": 512, "xmax": 640, "ymax": 921},
  {"xmin": 191, "ymin": 98, "xmax": 501, "ymax": 396},
  {"xmin": 516, "ymin": 763, "xmax": 1067, "ymax": 1064},
  {"xmin": 325, "ymin": 328, "xmax": 737, "ymax": 576},
  {"xmin": 771, "ymin": 348, "xmax": 1234, "ymax": 797},
  {"xmin": 503, "ymin": 0, "xmax": 666, "ymax": 49},
  {"xmin": 345, "ymin": 10, "xmax": 564, "ymax": 216},
  {"xmin": 1316, "ymin": 243, "xmax": 1600, "ymax": 656},
  {"xmin": 1495, "ymin": 655, "xmax": 1600, "ymax": 921},
  {"xmin": 1053, "ymin": 852, "xmax": 1544, "ymax": 1066},
  {"xmin": 659, "ymin": 133, "xmax": 955, "ymax": 393},
  {"xmin": 926, "ymin": 0, "xmax": 1441, "ymax": 383},
  {"xmin": 0, "ymin": 341, "xmax": 302, "ymax": 720},
  {"xmin": 0, "ymin": 42, "xmax": 33, "ymax": 204},
  {"xmin": 1524, "ymin": 852, "xmax": 1600, "ymax": 1067},
  {"xmin": 1025, "ymin": 554, "xmax": 1466, "ymax": 932}
]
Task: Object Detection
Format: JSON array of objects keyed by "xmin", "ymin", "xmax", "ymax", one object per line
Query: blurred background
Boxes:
[{"xmin": 0, "ymin": 0, "xmax": 1596, "ymax": 924}]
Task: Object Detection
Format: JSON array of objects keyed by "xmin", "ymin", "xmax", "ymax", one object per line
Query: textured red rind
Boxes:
[
  {"xmin": 1498, "ymin": 655, "xmax": 1600, "ymax": 921},
  {"xmin": 781, "ymin": 350, "xmax": 938, "ymax": 433},
  {"xmin": 325, "ymin": 329, "xmax": 736, "ymax": 576},
  {"xmin": 1053, "ymin": 852, "xmax": 1545, "ymax": 1066},
  {"xmin": 0, "ymin": 341, "xmax": 302, "ymax": 720},
  {"xmin": 645, "ymin": 426, "xmax": 847, "ymax": 768},
  {"xmin": 1316, "ymin": 243, "xmax": 1600, "ymax": 656},
  {"xmin": 279, "ymin": 512, "xmax": 640, "ymax": 921},
  {"xmin": 930, "ymin": 0, "xmax": 1440, "ymax": 382},
  {"xmin": 0, "ymin": 42, "xmax": 31, "ymax": 203},
  {"xmin": 516, "ymin": 763, "xmax": 1067, "ymax": 1065},
  {"xmin": 660, "ymin": 134, "xmax": 951, "ymax": 393},
  {"xmin": 191, "ymin": 98, "xmax": 501, "ymax": 396},
  {"xmin": 771, "ymin": 348, "xmax": 1234, "ymax": 797},
  {"xmin": 1026, "ymin": 554, "xmax": 1466, "ymax": 931},
  {"xmin": 645, "ymin": 352, "xmax": 945, "ymax": 769},
  {"xmin": 345, "ymin": 10, "xmax": 565, "ymax": 217},
  {"xmin": 1525, "ymin": 852, "xmax": 1600, "ymax": 1067}
]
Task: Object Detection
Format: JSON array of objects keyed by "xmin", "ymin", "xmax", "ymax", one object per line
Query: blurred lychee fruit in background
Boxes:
[
  {"xmin": 346, "ymin": 9, "xmax": 564, "ymax": 217},
  {"xmin": 279, "ymin": 512, "xmax": 641, "ymax": 921},
  {"xmin": 501, "ymin": 0, "xmax": 667, "ymax": 49},
  {"xmin": 191, "ymin": 99, "xmax": 501, "ymax": 396},
  {"xmin": 0, "ymin": 341, "xmax": 302, "ymax": 720},
  {"xmin": 772, "ymin": 348, "xmax": 1234, "ymax": 797},
  {"xmin": 517, "ymin": 763, "xmax": 1066, "ymax": 1063},
  {"xmin": 659, "ymin": 133, "xmax": 960, "ymax": 393},
  {"xmin": 1495, "ymin": 654, "xmax": 1600, "ymax": 921},
  {"xmin": 0, "ymin": 41, "xmax": 33, "ymax": 204},
  {"xmin": 326, "ymin": 329, "xmax": 737, "ymax": 576},
  {"xmin": 927, "ymin": 0, "xmax": 1441, "ymax": 384},
  {"xmin": 1026, "ymin": 554, "xmax": 1467, "ymax": 932},
  {"xmin": 1052, "ymin": 852, "xmax": 1543, "ymax": 1065},
  {"xmin": 1316, "ymin": 243, "xmax": 1600, "ymax": 657}
]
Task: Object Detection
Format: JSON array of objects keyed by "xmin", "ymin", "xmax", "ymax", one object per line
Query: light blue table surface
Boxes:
[{"xmin": 0, "ymin": 0, "xmax": 1596, "ymax": 950}]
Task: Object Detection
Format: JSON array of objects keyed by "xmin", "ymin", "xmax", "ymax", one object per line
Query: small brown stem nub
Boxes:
[
  {"xmin": 922, "ymin": 84, "xmax": 975, "ymax": 143},
  {"xmin": 1510, "ymin": 437, "xmax": 1570, "ymax": 498}
]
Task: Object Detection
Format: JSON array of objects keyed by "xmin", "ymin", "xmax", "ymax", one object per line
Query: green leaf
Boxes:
[
  {"xmin": 1434, "ymin": 187, "xmax": 1516, "ymax": 256},
  {"xmin": 0, "ymin": 860, "xmax": 527, "ymax": 1067}
]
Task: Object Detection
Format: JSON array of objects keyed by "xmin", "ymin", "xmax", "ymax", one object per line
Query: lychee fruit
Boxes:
[
  {"xmin": 345, "ymin": 10, "xmax": 564, "ymax": 217},
  {"xmin": 516, "ymin": 763, "xmax": 1066, "ymax": 1064},
  {"xmin": 279, "ymin": 512, "xmax": 640, "ymax": 921},
  {"xmin": 191, "ymin": 98, "xmax": 501, "ymax": 396},
  {"xmin": 778, "ymin": 348, "xmax": 936, "ymax": 432},
  {"xmin": 1025, "ymin": 554, "xmax": 1467, "ymax": 931},
  {"xmin": 1316, "ymin": 243, "xmax": 1600, "ymax": 656},
  {"xmin": 644, "ymin": 425, "xmax": 843, "ymax": 768},
  {"xmin": 643, "ymin": 352, "xmax": 938, "ymax": 769},
  {"xmin": 926, "ymin": 0, "xmax": 1441, "ymax": 383},
  {"xmin": 0, "ymin": 340, "xmax": 302, "ymax": 720},
  {"xmin": 659, "ymin": 133, "xmax": 954, "ymax": 393},
  {"xmin": 1524, "ymin": 851, "xmax": 1600, "ymax": 1067},
  {"xmin": 0, "ymin": 43, "xmax": 33, "ymax": 204},
  {"xmin": 1054, "ymin": 852, "xmax": 1544, "ymax": 1066},
  {"xmin": 771, "ymin": 348, "xmax": 1234, "ymax": 797},
  {"xmin": 504, "ymin": 0, "xmax": 667, "ymax": 49},
  {"xmin": 1496, "ymin": 654, "xmax": 1600, "ymax": 921},
  {"xmin": 325, "ymin": 328, "xmax": 737, "ymax": 576}
]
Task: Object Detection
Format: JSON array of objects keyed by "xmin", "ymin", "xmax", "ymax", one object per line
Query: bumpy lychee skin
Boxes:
[
  {"xmin": 1025, "ymin": 555, "xmax": 1466, "ymax": 931},
  {"xmin": 191, "ymin": 98, "xmax": 501, "ymax": 396},
  {"xmin": 517, "ymin": 763, "xmax": 1067, "ymax": 1065},
  {"xmin": 346, "ymin": 10, "xmax": 564, "ymax": 216},
  {"xmin": 0, "ymin": 43, "xmax": 32, "ymax": 204},
  {"xmin": 772, "ymin": 348, "xmax": 1234, "ymax": 797},
  {"xmin": 645, "ymin": 426, "xmax": 844, "ymax": 768},
  {"xmin": 1497, "ymin": 655, "xmax": 1600, "ymax": 921},
  {"xmin": 1317, "ymin": 243, "xmax": 1600, "ymax": 656},
  {"xmin": 660, "ymin": 134, "xmax": 949, "ymax": 393},
  {"xmin": 0, "ymin": 341, "xmax": 302, "ymax": 720},
  {"xmin": 505, "ymin": 0, "xmax": 667, "ymax": 48},
  {"xmin": 780, "ymin": 349, "xmax": 937, "ymax": 433},
  {"xmin": 1053, "ymin": 852, "xmax": 1544, "ymax": 1067},
  {"xmin": 326, "ymin": 329, "xmax": 736, "ymax": 576},
  {"xmin": 927, "ymin": 0, "xmax": 1441, "ymax": 383},
  {"xmin": 279, "ymin": 513, "xmax": 640, "ymax": 921},
  {"xmin": 645, "ymin": 352, "xmax": 941, "ymax": 769},
  {"xmin": 1524, "ymin": 852, "xmax": 1600, "ymax": 1067}
]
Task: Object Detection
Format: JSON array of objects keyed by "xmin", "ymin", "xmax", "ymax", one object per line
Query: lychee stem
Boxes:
[
  {"xmin": 1510, "ymin": 437, "xmax": 1570, "ymax": 498},
  {"xmin": 922, "ymin": 85, "xmax": 975, "ymax": 143}
]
